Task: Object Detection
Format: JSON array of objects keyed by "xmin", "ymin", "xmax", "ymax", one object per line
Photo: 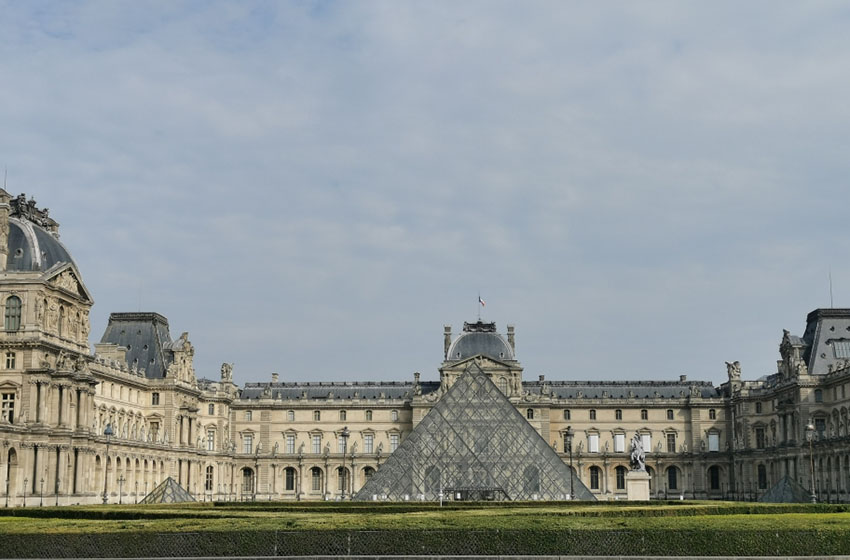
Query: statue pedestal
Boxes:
[{"xmin": 626, "ymin": 470, "xmax": 651, "ymax": 501}]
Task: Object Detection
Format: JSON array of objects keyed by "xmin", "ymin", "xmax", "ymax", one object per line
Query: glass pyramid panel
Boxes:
[
  {"xmin": 140, "ymin": 476, "xmax": 196, "ymax": 504},
  {"xmin": 354, "ymin": 363, "xmax": 594, "ymax": 501}
]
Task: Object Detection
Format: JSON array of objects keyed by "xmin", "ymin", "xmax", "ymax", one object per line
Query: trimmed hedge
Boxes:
[{"xmin": 2, "ymin": 528, "xmax": 850, "ymax": 557}]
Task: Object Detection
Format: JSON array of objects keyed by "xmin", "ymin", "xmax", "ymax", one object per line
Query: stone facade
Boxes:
[{"xmin": 1, "ymin": 190, "xmax": 849, "ymax": 505}]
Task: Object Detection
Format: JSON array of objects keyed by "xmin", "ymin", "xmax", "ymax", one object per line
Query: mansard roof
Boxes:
[
  {"xmin": 523, "ymin": 380, "xmax": 720, "ymax": 400},
  {"xmin": 99, "ymin": 312, "xmax": 174, "ymax": 379},
  {"xmin": 801, "ymin": 308, "xmax": 850, "ymax": 375},
  {"xmin": 6, "ymin": 216, "xmax": 75, "ymax": 272},
  {"xmin": 239, "ymin": 380, "xmax": 441, "ymax": 400}
]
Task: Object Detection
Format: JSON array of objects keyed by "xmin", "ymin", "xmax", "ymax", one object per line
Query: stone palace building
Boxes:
[{"xmin": 1, "ymin": 190, "xmax": 849, "ymax": 505}]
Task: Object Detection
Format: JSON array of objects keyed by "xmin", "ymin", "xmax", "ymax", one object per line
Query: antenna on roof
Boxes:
[
  {"xmin": 829, "ymin": 267, "xmax": 834, "ymax": 308},
  {"xmin": 3, "ymin": 166, "xmax": 6, "ymax": 189}
]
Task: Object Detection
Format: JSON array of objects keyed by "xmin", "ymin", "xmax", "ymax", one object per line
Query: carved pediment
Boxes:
[{"xmin": 45, "ymin": 264, "xmax": 93, "ymax": 303}]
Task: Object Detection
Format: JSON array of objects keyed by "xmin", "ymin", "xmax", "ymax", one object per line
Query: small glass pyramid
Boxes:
[
  {"xmin": 140, "ymin": 476, "xmax": 196, "ymax": 504},
  {"xmin": 354, "ymin": 362, "xmax": 594, "ymax": 501}
]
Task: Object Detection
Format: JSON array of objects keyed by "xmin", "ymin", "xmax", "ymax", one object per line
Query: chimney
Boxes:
[
  {"xmin": 443, "ymin": 325, "xmax": 452, "ymax": 358},
  {"xmin": 271, "ymin": 372, "xmax": 279, "ymax": 383},
  {"xmin": 679, "ymin": 374, "xmax": 687, "ymax": 382},
  {"xmin": 507, "ymin": 325, "xmax": 515, "ymax": 353}
]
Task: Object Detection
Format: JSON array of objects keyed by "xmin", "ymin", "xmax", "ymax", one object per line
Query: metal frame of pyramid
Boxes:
[
  {"xmin": 758, "ymin": 475, "xmax": 814, "ymax": 503},
  {"xmin": 354, "ymin": 362, "xmax": 594, "ymax": 501},
  {"xmin": 140, "ymin": 476, "xmax": 196, "ymax": 504}
]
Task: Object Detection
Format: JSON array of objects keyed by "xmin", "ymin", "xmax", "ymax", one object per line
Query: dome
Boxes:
[
  {"xmin": 6, "ymin": 216, "xmax": 76, "ymax": 272},
  {"xmin": 446, "ymin": 321, "xmax": 515, "ymax": 362}
]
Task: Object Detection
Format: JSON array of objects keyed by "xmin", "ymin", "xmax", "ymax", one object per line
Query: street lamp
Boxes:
[
  {"xmin": 23, "ymin": 477, "xmax": 28, "ymax": 507},
  {"xmin": 340, "ymin": 426, "xmax": 350, "ymax": 500},
  {"xmin": 806, "ymin": 423, "xmax": 817, "ymax": 503},
  {"xmin": 55, "ymin": 477, "xmax": 60, "ymax": 506},
  {"xmin": 118, "ymin": 475, "xmax": 125, "ymax": 505},
  {"xmin": 39, "ymin": 478, "xmax": 44, "ymax": 507},
  {"xmin": 565, "ymin": 427, "xmax": 574, "ymax": 500},
  {"xmin": 135, "ymin": 481, "xmax": 139, "ymax": 504},
  {"xmin": 102, "ymin": 423, "xmax": 113, "ymax": 504},
  {"xmin": 5, "ymin": 475, "xmax": 9, "ymax": 508}
]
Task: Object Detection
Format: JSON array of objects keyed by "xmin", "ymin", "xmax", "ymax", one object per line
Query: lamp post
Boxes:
[
  {"xmin": 23, "ymin": 477, "xmax": 28, "ymax": 507},
  {"xmin": 39, "ymin": 478, "xmax": 44, "ymax": 507},
  {"xmin": 118, "ymin": 475, "xmax": 125, "ymax": 505},
  {"xmin": 135, "ymin": 481, "xmax": 138, "ymax": 504},
  {"xmin": 55, "ymin": 477, "xmax": 60, "ymax": 507},
  {"xmin": 565, "ymin": 427, "xmax": 574, "ymax": 500},
  {"xmin": 102, "ymin": 423, "xmax": 113, "ymax": 504},
  {"xmin": 340, "ymin": 426, "xmax": 350, "ymax": 500},
  {"xmin": 5, "ymin": 475, "xmax": 9, "ymax": 508},
  {"xmin": 806, "ymin": 423, "xmax": 817, "ymax": 503}
]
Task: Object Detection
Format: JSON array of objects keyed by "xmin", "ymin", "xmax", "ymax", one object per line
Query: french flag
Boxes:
[{"xmin": 479, "ymin": 296, "xmax": 486, "ymax": 307}]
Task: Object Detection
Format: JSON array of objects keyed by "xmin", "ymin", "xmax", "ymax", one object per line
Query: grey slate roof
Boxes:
[
  {"xmin": 6, "ymin": 217, "xmax": 75, "ymax": 272},
  {"xmin": 525, "ymin": 380, "xmax": 720, "ymax": 399},
  {"xmin": 801, "ymin": 308, "xmax": 850, "ymax": 375},
  {"xmin": 239, "ymin": 381, "xmax": 440, "ymax": 400},
  {"xmin": 99, "ymin": 312, "xmax": 174, "ymax": 379}
]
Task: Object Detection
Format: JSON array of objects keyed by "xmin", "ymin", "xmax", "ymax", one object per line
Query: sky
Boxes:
[{"xmin": 1, "ymin": 1, "xmax": 849, "ymax": 387}]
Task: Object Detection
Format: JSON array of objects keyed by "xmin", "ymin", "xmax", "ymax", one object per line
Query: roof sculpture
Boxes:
[
  {"xmin": 354, "ymin": 362, "xmax": 594, "ymax": 501},
  {"xmin": 140, "ymin": 477, "xmax": 196, "ymax": 504}
]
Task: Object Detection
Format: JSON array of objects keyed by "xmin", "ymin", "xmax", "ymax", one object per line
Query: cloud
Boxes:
[{"xmin": 1, "ymin": 1, "xmax": 849, "ymax": 385}]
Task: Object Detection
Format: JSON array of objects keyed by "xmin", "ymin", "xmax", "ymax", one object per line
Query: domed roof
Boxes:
[
  {"xmin": 446, "ymin": 321, "xmax": 515, "ymax": 362},
  {"xmin": 6, "ymin": 216, "xmax": 76, "ymax": 272}
]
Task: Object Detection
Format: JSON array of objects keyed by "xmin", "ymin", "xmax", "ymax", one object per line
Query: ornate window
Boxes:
[
  {"xmin": 245, "ymin": 411, "xmax": 253, "ymax": 421},
  {"xmin": 589, "ymin": 409, "xmax": 596, "ymax": 420},
  {"xmin": 205, "ymin": 466, "xmax": 214, "ymax": 492},
  {"xmin": 338, "ymin": 434, "xmax": 347, "ymax": 453},
  {"xmin": 708, "ymin": 431, "xmax": 720, "ymax": 452},
  {"xmin": 755, "ymin": 427, "xmax": 765, "ymax": 449},
  {"xmin": 311, "ymin": 434, "xmax": 321, "ymax": 454},
  {"xmin": 207, "ymin": 429, "xmax": 215, "ymax": 451},
  {"xmin": 498, "ymin": 378, "xmax": 508, "ymax": 393},
  {"xmin": 1, "ymin": 391, "xmax": 15, "ymax": 423},
  {"xmin": 615, "ymin": 409, "xmax": 622, "ymax": 420},
  {"xmin": 58, "ymin": 305, "xmax": 64, "ymax": 336},
  {"xmin": 364, "ymin": 433, "xmax": 374, "ymax": 454},
  {"xmin": 641, "ymin": 409, "xmax": 648, "ymax": 420},
  {"xmin": 614, "ymin": 433, "xmax": 625, "ymax": 453},
  {"xmin": 666, "ymin": 432, "xmax": 676, "ymax": 453},
  {"xmin": 287, "ymin": 410, "xmax": 295, "ymax": 421},
  {"xmin": 4, "ymin": 295, "xmax": 21, "ymax": 332},
  {"xmin": 151, "ymin": 393, "xmax": 160, "ymax": 406},
  {"xmin": 526, "ymin": 409, "xmax": 534, "ymax": 420},
  {"xmin": 285, "ymin": 434, "xmax": 296, "ymax": 454},
  {"xmin": 243, "ymin": 433, "xmax": 253, "ymax": 454},
  {"xmin": 390, "ymin": 433, "xmax": 399, "ymax": 452},
  {"xmin": 208, "ymin": 404, "xmax": 215, "ymax": 415},
  {"xmin": 641, "ymin": 433, "xmax": 651, "ymax": 454},
  {"xmin": 588, "ymin": 433, "xmax": 599, "ymax": 453},
  {"xmin": 5, "ymin": 352, "xmax": 15, "ymax": 369},
  {"xmin": 285, "ymin": 467, "xmax": 296, "ymax": 491},
  {"xmin": 241, "ymin": 467, "xmax": 254, "ymax": 493}
]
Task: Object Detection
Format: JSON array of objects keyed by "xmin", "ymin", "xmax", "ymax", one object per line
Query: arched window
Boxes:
[
  {"xmin": 391, "ymin": 409, "xmax": 398, "ymax": 422},
  {"xmin": 241, "ymin": 467, "xmax": 254, "ymax": 493},
  {"xmin": 311, "ymin": 467, "xmax": 323, "ymax": 492},
  {"xmin": 616, "ymin": 466, "xmax": 627, "ymax": 490},
  {"xmin": 4, "ymin": 296, "xmax": 21, "ymax": 332},
  {"xmin": 339, "ymin": 410, "xmax": 347, "ymax": 421},
  {"xmin": 337, "ymin": 467, "xmax": 349, "ymax": 492},
  {"xmin": 589, "ymin": 409, "xmax": 596, "ymax": 420},
  {"xmin": 709, "ymin": 409, "xmax": 716, "ymax": 420},
  {"xmin": 365, "ymin": 410, "xmax": 373, "ymax": 421},
  {"xmin": 313, "ymin": 410, "xmax": 321, "ymax": 421},
  {"xmin": 205, "ymin": 465, "xmax": 214, "ymax": 492},
  {"xmin": 709, "ymin": 465, "xmax": 721, "ymax": 490},
  {"xmin": 590, "ymin": 466, "xmax": 601, "ymax": 490},
  {"xmin": 667, "ymin": 466, "xmax": 678, "ymax": 490},
  {"xmin": 526, "ymin": 409, "xmax": 534, "ymax": 420},
  {"xmin": 563, "ymin": 409, "xmax": 570, "ymax": 420},
  {"xmin": 641, "ymin": 409, "xmax": 648, "ymax": 420},
  {"xmin": 615, "ymin": 409, "xmax": 622, "ymax": 420},
  {"xmin": 58, "ymin": 305, "xmax": 65, "ymax": 336},
  {"xmin": 757, "ymin": 464, "xmax": 767, "ymax": 490},
  {"xmin": 285, "ymin": 467, "xmax": 297, "ymax": 491},
  {"xmin": 667, "ymin": 409, "xmax": 674, "ymax": 420},
  {"xmin": 498, "ymin": 378, "xmax": 508, "ymax": 393},
  {"xmin": 363, "ymin": 466, "xmax": 375, "ymax": 480},
  {"xmin": 287, "ymin": 410, "xmax": 295, "ymax": 421}
]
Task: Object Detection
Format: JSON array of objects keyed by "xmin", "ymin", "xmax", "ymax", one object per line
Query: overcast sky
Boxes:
[{"xmin": 2, "ymin": 1, "xmax": 849, "ymax": 387}]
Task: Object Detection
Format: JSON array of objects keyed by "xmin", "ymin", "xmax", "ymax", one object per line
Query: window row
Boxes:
[
  {"xmin": 573, "ymin": 431, "xmax": 720, "ymax": 454},
  {"xmin": 242, "ymin": 432, "xmax": 401, "ymax": 455},
  {"xmin": 561, "ymin": 408, "xmax": 716, "ymax": 421},
  {"xmin": 242, "ymin": 409, "xmax": 400, "ymax": 422}
]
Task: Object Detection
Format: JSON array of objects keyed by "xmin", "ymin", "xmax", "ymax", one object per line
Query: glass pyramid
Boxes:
[
  {"xmin": 354, "ymin": 362, "xmax": 594, "ymax": 501},
  {"xmin": 140, "ymin": 476, "xmax": 196, "ymax": 504}
]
